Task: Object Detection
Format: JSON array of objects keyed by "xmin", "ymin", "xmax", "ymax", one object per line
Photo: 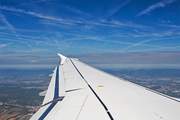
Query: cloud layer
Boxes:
[{"xmin": 70, "ymin": 52, "xmax": 180, "ymax": 64}]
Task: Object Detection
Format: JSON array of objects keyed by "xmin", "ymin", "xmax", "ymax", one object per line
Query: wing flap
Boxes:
[
  {"xmin": 44, "ymin": 94, "xmax": 88, "ymax": 120},
  {"xmin": 45, "ymin": 88, "xmax": 110, "ymax": 120},
  {"xmin": 39, "ymin": 90, "xmax": 47, "ymax": 97},
  {"xmin": 42, "ymin": 67, "xmax": 58, "ymax": 105}
]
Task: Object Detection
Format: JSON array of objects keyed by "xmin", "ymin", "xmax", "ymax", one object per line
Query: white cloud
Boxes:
[
  {"xmin": 0, "ymin": 5, "xmax": 63, "ymax": 22},
  {"xmin": 137, "ymin": 0, "xmax": 176, "ymax": 16},
  {"xmin": 0, "ymin": 5, "xmax": 149, "ymax": 30},
  {"xmin": 0, "ymin": 43, "xmax": 12, "ymax": 48},
  {"xmin": 128, "ymin": 29, "xmax": 176, "ymax": 38},
  {"xmin": 169, "ymin": 25, "xmax": 180, "ymax": 28},
  {"xmin": 134, "ymin": 29, "xmax": 139, "ymax": 33},
  {"xmin": 70, "ymin": 52, "xmax": 180, "ymax": 64},
  {"xmin": 0, "ymin": 5, "xmax": 86, "ymax": 27}
]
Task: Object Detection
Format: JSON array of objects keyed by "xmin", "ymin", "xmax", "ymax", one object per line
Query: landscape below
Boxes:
[{"xmin": 0, "ymin": 68, "xmax": 180, "ymax": 119}]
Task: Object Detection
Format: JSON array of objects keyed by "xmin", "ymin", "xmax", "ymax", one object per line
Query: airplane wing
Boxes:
[{"xmin": 30, "ymin": 53, "xmax": 180, "ymax": 120}]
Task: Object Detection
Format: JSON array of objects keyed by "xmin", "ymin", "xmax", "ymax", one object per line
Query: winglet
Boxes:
[{"xmin": 57, "ymin": 53, "xmax": 67, "ymax": 65}]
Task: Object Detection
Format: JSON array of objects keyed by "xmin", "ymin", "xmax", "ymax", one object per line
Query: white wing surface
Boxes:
[{"xmin": 30, "ymin": 53, "xmax": 180, "ymax": 120}]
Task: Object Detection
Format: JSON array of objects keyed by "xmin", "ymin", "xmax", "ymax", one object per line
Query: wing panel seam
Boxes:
[{"xmin": 76, "ymin": 95, "xmax": 88, "ymax": 120}]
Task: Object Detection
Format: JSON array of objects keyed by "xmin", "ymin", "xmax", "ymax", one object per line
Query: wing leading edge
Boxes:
[{"xmin": 30, "ymin": 53, "xmax": 180, "ymax": 120}]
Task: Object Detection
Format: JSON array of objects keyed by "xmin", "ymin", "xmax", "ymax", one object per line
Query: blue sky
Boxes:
[{"xmin": 0, "ymin": 0, "xmax": 180, "ymax": 66}]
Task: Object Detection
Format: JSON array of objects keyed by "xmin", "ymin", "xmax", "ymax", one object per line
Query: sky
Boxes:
[{"xmin": 0, "ymin": 0, "xmax": 180, "ymax": 67}]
